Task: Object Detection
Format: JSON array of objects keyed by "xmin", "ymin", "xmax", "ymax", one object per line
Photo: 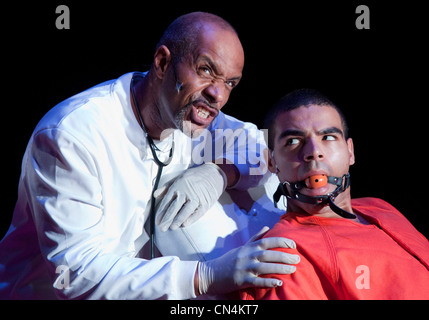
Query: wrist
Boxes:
[
  {"xmin": 195, "ymin": 260, "xmax": 214, "ymax": 296},
  {"xmin": 194, "ymin": 263, "xmax": 200, "ymax": 296},
  {"xmin": 213, "ymin": 159, "xmax": 240, "ymax": 189}
]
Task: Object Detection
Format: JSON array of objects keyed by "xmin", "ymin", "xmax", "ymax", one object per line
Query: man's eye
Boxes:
[
  {"xmin": 287, "ymin": 138, "xmax": 300, "ymax": 145},
  {"xmin": 323, "ymin": 135, "xmax": 336, "ymax": 141},
  {"xmin": 226, "ymin": 80, "xmax": 236, "ymax": 88},
  {"xmin": 200, "ymin": 66, "xmax": 211, "ymax": 75}
]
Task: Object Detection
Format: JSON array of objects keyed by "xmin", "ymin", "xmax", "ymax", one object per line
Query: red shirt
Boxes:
[{"xmin": 240, "ymin": 198, "xmax": 429, "ymax": 300}]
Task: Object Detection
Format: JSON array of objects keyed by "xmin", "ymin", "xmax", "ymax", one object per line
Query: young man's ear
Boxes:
[
  {"xmin": 268, "ymin": 149, "xmax": 278, "ymax": 174},
  {"xmin": 153, "ymin": 45, "xmax": 172, "ymax": 79},
  {"xmin": 347, "ymin": 138, "xmax": 355, "ymax": 166}
]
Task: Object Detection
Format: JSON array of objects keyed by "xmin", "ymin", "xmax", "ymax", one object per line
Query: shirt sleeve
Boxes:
[
  {"xmin": 203, "ymin": 112, "xmax": 269, "ymax": 190},
  {"xmin": 25, "ymin": 127, "xmax": 198, "ymax": 300}
]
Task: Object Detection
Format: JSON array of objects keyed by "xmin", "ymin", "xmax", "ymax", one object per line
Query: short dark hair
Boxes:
[
  {"xmin": 264, "ymin": 88, "xmax": 349, "ymax": 150},
  {"xmin": 156, "ymin": 12, "xmax": 238, "ymax": 65}
]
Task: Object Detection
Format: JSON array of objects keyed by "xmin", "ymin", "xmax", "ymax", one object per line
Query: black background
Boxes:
[{"xmin": 2, "ymin": 1, "xmax": 428, "ymax": 239}]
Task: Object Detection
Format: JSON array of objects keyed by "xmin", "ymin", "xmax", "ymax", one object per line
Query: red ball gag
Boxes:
[{"xmin": 305, "ymin": 174, "xmax": 328, "ymax": 189}]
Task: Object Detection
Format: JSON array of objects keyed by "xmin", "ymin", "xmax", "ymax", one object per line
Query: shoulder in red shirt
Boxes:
[{"xmin": 240, "ymin": 198, "xmax": 429, "ymax": 300}]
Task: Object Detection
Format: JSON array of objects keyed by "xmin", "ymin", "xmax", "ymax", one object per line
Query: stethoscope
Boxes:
[{"xmin": 131, "ymin": 72, "xmax": 175, "ymax": 259}]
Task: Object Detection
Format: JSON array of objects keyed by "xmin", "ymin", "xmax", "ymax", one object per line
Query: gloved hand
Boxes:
[
  {"xmin": 196, "ymin": 227, "xmax": 300, "ymax": 295},
  {"xmin": 155, "ymin": 162, "xmax": 227, "ymax": 231}
]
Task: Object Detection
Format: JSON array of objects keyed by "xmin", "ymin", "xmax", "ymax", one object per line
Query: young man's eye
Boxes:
[
  {"xmin": 286, "ymin": 138, "xmax": 300, "ymax": 145},
  {"xmin": 323, "ymin": 135, "xmax": 336, "ymax": 141}
]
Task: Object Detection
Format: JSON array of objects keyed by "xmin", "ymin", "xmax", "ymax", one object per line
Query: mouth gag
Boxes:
[{"xmin": 273, "ymin": 173, "xmax": 356, "ymax": 219}]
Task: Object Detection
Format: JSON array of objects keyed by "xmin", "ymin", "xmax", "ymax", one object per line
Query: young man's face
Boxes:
[{"xmin": 269, "ymin": 104, "xmax": 355, "ymax": 208}]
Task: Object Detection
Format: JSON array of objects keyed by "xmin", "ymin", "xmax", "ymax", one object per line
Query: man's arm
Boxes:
[
  {"xmin": 216, "ymin": 160, "xmax": 240, "ymax": 188},
  {"xmin": 193, "ymin": 227, "xmax": 299, "ymax": 296},
  {"xmin": 210, "ymin": 112, "xmax": 269, "ymax": 190},
  {"xmin": 27, "ymin": 128, "xmax": 198, "ymax": 299},
  {"xmin": 156, "ymin": 112, "xmax": 269, "ymax": 230}
]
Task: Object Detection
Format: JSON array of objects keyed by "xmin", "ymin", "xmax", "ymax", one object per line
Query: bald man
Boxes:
[{"xmin": 0, "ymin": 12, "xmax": 298, "ymax": 300}]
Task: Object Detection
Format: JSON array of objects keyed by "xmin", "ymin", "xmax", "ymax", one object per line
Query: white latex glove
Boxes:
[
  {"xmin": 197, "ymin": 227, "xmax": 300, "ymax": 295},
  {"xmin": 155, "ymin": 162, "xmax": 227, "ymax": 231}
]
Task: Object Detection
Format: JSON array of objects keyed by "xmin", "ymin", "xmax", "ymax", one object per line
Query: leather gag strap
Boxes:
[{"xmin": 273, "ymin": 173, "xmax": 356, "ymax": 219}]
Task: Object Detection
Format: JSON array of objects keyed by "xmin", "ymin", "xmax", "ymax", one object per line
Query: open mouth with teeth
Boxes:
[
  {"xmin": 190, "ymin": 103, "xmax": 217, "ymax": 126},
  {"xmin": 197, "ymin": 107, "xmax": 210, "ymax": 119}
]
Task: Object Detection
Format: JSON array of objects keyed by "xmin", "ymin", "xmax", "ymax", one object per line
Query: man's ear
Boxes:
[
  {"xmin": 268, "ymin": 149, "xmax": 278, "ymax": 174},
  {"xmin": 347, "ymin": 138, "xmax": 355, "ymax": 166},
  {"xmin": 153, "ymin": 45, "xmax": 172, "ymax": 79}
]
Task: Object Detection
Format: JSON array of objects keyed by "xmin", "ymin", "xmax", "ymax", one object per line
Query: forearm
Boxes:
[
  {"xmin": 208, "ymin": 112, "xmax": 268, "ymax": 190},
  {"xmin": 215, "ymin": 159, "xmax": 240, "ymax": 188}
]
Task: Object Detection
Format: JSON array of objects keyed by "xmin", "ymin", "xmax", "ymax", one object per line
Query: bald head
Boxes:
[{"xmin": 156, "ymin": 12, "xmax": 239, "ymax": 64}]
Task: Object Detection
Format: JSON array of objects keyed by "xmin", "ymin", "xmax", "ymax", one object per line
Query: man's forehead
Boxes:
[
  {"xmin": 275, "ymin": 105, "xmax": 343, "ymax": 134},
  {"xmin": 193, "ymin": 25, "xmax": 244, "ymax": 74}
]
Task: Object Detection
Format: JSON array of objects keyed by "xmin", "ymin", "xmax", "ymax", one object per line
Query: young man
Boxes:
[
  {"xmin": 240, "ymin": 88, "xmax": 429, "ymax": 300},
  {"xmin": 0, "ymin": 12, "xmax": 299, "ymax": 300}
]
